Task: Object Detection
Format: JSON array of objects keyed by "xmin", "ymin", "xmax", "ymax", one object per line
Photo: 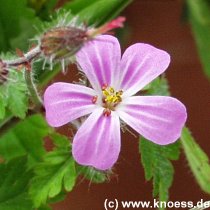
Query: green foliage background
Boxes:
[{"xmin": 0, "ymin": 0, "xmax": 209, "ymax": 210}]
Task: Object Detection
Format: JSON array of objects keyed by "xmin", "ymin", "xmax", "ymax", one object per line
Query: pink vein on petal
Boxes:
[
  {"xmin": 44, "ymin": 82, "xmax": 97, "ymax": 127},
  {"xmin": 76, "ymin": 35, "xmax": 121, "ymax": 91},
  {"xmin": 119, "ymin": 43, "xmax": 170, "ymax": 97},
  {"xmin": 72, "ymin": 108, "xmax": 121, "ymax": 170},
  {"xmin": 117, "ymin": 96, "xmax": 187, "ymax": 145}
]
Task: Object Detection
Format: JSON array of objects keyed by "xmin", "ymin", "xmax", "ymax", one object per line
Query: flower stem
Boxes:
[
  {"xmin": 4, "ymin": 46, "xmax": 41, "ymax": 67},
  {"xmin": 3, "ymin": 45, "xmax": 43, "ymax": 110},
  {"xmin": 24, "ymin": 69, "xmax": 43, "ymax": 110}
]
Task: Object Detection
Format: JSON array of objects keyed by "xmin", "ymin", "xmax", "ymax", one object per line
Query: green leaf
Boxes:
[
  {"xmin": 38, "ymin": 204, "xmax": 52, "ymax": 210},
  {"xmin": 140, "ymin": 76, "xmax": 180, "ymax": 207},
  {"xmin": 139, "ymin": 138, "xmax": 180, "ymax": 205},
  {"xmin": 0, "ymin": 69, "xmax": 29, "ymax": 119},
  {"xmin": 75, "ymin": 0, "xmax": 132, "ymax": 26},
  {"xmin": 28, "ymin": 0, "xmax": 58, "ymax": 20},
  {"xmin": 0, "ymin": 65, "xmax": 29, "ymax": 120},
  {"xmin": 0, "ymin": 91, "xmax": 6, "ymax": 119},
  {"xmin": 7, "ymin": 83, "xmax": 28, "ymax": 119},
  {"xmin": 47, "ymin": 191, "xmax": 66, "ymax": 204},
  {"xmin": 0, "ymin": 0, "xmax": 40, "ymax": 51},
  {"xmin": 63, "ymin": 0, "xmax": 97, "ymax": 14},
  {"xmin": 49, "ymin": 132, "xmax": 70, "ymax": 149},
  {"xmin": 187, "ymin": 0, "xmax": 210, "ymax": 78},
  {"xmin": 0, "ymin": 114, "xmax": 52, "ymax": 163},
  {"xmin": 30, "ymin": 134, "xmax": 76, "ymax": 207},
  {"xmin": 0, "ymin": 156, "xmax": 33, "ymax": 210},
  {"xmin": 181, "ymin": 127, "xmax": 210, "ymax": 193},
  {"xmin": 146, "ymin": 76, "xmax": 170, "ymax": 96}
]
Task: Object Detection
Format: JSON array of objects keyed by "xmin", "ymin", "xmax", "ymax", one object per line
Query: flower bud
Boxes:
[
  {"xmin": 39, "ymin": 16, "xmax": 126, "ymax": 72},
  {"xmin": 40, "ymin": 26, "xmax": 88, "ymax": 61}
]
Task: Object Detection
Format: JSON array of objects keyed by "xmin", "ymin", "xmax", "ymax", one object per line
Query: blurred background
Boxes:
[
  {"xmin": 52, "ymin": 0, "xmax": 210, "ymax": 209},
  {"xmin": 0, "ymin": 0, "xmax": 209, "ymax": 209}
]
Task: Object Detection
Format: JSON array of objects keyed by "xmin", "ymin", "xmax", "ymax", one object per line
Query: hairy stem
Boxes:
[
  {"xmin": 24, "ymin": 69, "xmax": 43, "ymax": 110},
  {"xmin": 0, "ymin": 45, "xmax": 43, "ymax": 136},
  {"xmin": 4, "ymin": 45, "xmax": 43, "ymax": 109},
  {"xmin": 4, "ymin": 46, "xmax": 41, "ymax": 67}
]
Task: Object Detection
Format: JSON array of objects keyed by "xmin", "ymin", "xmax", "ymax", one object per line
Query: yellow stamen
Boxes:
[{"xmin": 102, "ymin": 85, "xmax": 123, "ymax": 111}]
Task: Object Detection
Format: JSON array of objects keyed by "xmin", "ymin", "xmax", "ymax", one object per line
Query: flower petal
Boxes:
[
  {"xmin": 44, "ymin": 82, "xmax": 97, "ymax": 127},
  {"xmin": 117, "ymin": 96, "xmax": 187, "ymax": 145},
  {"xmin": 72, "ymin": 108, "xmax": 121, "ymax": 170},
  {"xmin": 118, "ymin": 43, "xmax": 170, "ymax": 97},
  {"xmin": 76, "ymin": 35, "xmax": 121, "ymax": 92}
]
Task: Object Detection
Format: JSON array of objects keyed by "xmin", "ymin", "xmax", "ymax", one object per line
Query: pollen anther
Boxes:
[
  {"xmin": 92, "ymin": 95, "xmax": 98, "ymax": 104},
  {"xmin": 102, "ymin": 86, "xmax": 123, "ymax": 104},
  {"xmin": 103, "ymin": 108, "xmax": 111, "ymax": 117},
  {"xmin": 101, "ymin": 85, "xmax": 123, "ymax": 111},
  {"xmin": 101, "ymin": 83, "xmax": 108, "ymax": 90}
]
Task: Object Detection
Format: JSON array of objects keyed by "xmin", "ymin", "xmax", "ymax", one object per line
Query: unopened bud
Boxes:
[
  {"xmin": 39, "ymin": 16, "xmax": 126, "ymax": 72},
  {"xmin": 40, "ymin": 26, "xmax": 88, "ymax": 61}
]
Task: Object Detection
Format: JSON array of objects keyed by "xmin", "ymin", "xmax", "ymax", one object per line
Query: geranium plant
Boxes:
[{"xmin": 0, "ymin": 1, "xmax": 209, "ymax": 210}]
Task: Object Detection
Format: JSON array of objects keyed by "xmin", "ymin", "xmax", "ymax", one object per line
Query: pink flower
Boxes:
[{"xmin": 44, "ymin": 35, "xmax": 187, "ymax": 170}]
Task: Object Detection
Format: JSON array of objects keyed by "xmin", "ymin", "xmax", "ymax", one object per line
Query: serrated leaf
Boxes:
[
  {"xmin": 146, "ymin": 76, "xmax": 170, "ymax": 96},
  {"xmin": 30, "ymin": 134, "xmax": 76, "ymax": 207},
  {"xmin": 187, "ymin": 0, "xmax": 210, "ymax": 79},
  {"xmin": 181, "ymin": 127, "xmax": 210, "ymax": 194},
  {"xmin": 140, "ymin": 75, "xmax": 180, "ymax": 207},
  {"xmin": 7, "ymin": 83, "xmax": 28, "ymax": 119},
  {"xmin": 162, "ymin": 142, "xmax": 180, "ymax": 160},
  {"xmin": 1, "ymin": 69, "xmax": 29, "ymax": 119},
  {"xmin": 139, "ymin": 138, "xmax": 180, "ymax": 206},
  {"xmin": 0, "ymin": 114, "xmax": 51, "ymax": 163},
  {"xmin": 0, "ymin": 156, "xmax": 33, "ymax": 210}
]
